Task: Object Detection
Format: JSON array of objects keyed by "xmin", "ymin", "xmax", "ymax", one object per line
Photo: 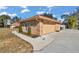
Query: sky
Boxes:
[{"xmin": 0, "ymin": 6, "xmax": 78, "ymax": 21}]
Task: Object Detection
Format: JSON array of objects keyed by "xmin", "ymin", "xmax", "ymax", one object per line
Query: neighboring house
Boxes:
[
  {"xmin": 0, "ymin": 19, "xmax": 11, "ymax": 27},
  {"xmin": 60, "ymin": 25, "xmax": 66, "ymax": 30},
  {"xmin": 6, "ymin": 19, "xmax": 12, "ymax": 27},
  {"xmin": 62, "ymin": 19, "xmax": 68, "ymax": 28},
  {"xmin": 19, "ymin": 15, "xmax": 61, "ymax": 35},
  {"xmin": 10, "ymin": 22, "xmax": 20, "ymax": 29}
]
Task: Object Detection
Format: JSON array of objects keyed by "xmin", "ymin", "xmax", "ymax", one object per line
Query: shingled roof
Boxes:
[{"xmin": 19, "ymin": 15, "xmax": 61, "ymax": 24}]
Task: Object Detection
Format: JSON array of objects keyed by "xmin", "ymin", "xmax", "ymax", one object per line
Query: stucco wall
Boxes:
[
  {"xmin": 40, "ymin": 22, "xmax": 60, "ymax": 35},
  {"xmin": 31, "ymin": 22, "xmax": 60, "ymax": 35},
  {"xmin": 31, "ymin": 22, "xmax": 40, "ymax": 35},
  {"xmin": 41, "ymin": 24, "xmax": 56, "ymax": 35},
  {"xmin": 55, "ymin": 24, "xmax": 60, "ymax": 31}
]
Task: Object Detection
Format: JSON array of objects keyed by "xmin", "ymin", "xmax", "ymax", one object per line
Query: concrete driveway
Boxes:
[{"xmin": 35, "ymin": 29, "xmax": 79, "ymax": 53}]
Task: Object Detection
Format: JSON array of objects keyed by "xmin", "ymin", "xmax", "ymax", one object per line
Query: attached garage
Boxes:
[{"xmin": 20, "ymin": 15, "xmax": 61, "ymax": 35}]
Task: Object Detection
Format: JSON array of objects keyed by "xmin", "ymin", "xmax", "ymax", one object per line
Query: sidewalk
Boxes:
[{"xmin": 12, "ymin": 31, "xmax": 56, "ymax": 51}]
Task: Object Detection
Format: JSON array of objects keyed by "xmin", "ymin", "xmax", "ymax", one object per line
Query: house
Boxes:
[
  {"xmin": 0, "ymin": 19, "xmax": 11, "ymax": 27},
  {"xmin": 19, "ymin": 15, "xmax": 61, "ymax": 36},
  {"xmin": 60, "ymin": 25, "xmax": 66, "ymax": 30},
  {"xmin": 10, "ymin": 22, "xmax": 20, "ymax": 29}
]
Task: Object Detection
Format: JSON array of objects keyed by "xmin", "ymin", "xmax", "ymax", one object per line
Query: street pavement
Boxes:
[{"xmin": 35, "ymin": 29, "xmax": 79, "ymax": 53}]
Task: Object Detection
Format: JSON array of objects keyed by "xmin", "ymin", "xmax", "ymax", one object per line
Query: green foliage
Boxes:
[
  {"xmin": 68, "ymin": 16, "xmax": 77, "ymax": 29},
  {"xmin": 0, "ymin": 15, "xmax": 11, "ymax": 22},
  {"xmin": 40, "ymin": 13, "xmax": 58, "ymax": 20},
  {"xmin": 27, "ymin": 27, "xmax": 31, "ymax": 35},
  {"xmin": 19, "ymin": 25, "xmax": 23, "ymax": 33},
  {"xmin": 0, "ymin": 15, "xmax": 11, "ymax": 20},
  {"xmin": 12, "ymin": 16, "xmax": 20, "ymax": 23},
  {"xmin": 61, "ymin": 11, "xmax": 78, "ymax": 29},
  {"xmin": 61, "ymin": 14, "xmax": 69, "ymax": 19},
  {"xmin": 43, "ymin": 13, "xmax": 53, "ymax": 19},
  {"xmin": 0, "ymin": 15, "xmax": 11, "ymax": 27}
]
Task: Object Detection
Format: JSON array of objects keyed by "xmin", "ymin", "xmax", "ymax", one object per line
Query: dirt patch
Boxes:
[{"xmin": 0, "ymin": 28, "xmax": 33, "ymax": 53}]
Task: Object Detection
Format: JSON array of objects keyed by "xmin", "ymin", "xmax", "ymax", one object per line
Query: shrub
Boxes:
[
  {"xmin": 19, "ymin": 25, "xmax": 23, "ymax": 33},
  {"xmin": 27, "ymin": 27, "xmax": 31, "ymax": 35}
]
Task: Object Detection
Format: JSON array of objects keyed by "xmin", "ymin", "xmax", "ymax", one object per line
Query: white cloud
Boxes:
[
  {"xmin": 0, "ymin": 12, "xmax": 7, "ymax": 15},
  {"xmin": 0, "ymin": 12, "xmax": 17, "ymax": 17},
  {"xmin": 20, "ymin": 6, "xmax": 30, "ymax": 13},
  {"xmin": 36, "ymin": 11, "xmax": 45, "ymax": 14},
  {"xmin": 21, "ymin": 9, "xmax": 30, "ymax": 13},
  {"xmin": 74, "ymin": 9, "xmax": 77, "ymax": 12},
  {"xmin": 53, "ymin": 14, "xmax": 56, "ymax": 17},
  {"xmin": 63, "ymin": 12, "xmax": 70, "ymax": 15},
  {"xmin": 46, "ymin": 6, "xmax": 54, "ymax": 8},
  {"xmin": 46, "ymin": 6, "xmax": 54, "ymax": 13},
  {"xmin": 0, "ymin": 6, "xmax": 8, "ymax": 9},
  {"xmin": 58, "ymin": 18, "xmax": 64, "ymax": 22},
  {"xmin": 8, "ymin": 13, "xmax": 17, "ymax": 17},
  {"xmin": 21, "ymin": 6, "xmax": 27, "ymax": 8}
]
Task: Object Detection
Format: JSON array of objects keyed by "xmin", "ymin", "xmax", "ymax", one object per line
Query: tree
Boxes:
[
  {"xmin": 61, "ymin": 14, "xmax": 69, "ymax": 20},
  {"xmin": 12, "ymin": 16, "xmax": 20, "ymax": 23},
  {"xmin": 53, "ymin": 17, "xmax": 57, "ymax": 20},
  {"xmin": 68, "ymin": 16, "xmax": 77, "ymax": 29},
  {"xmin": 0, "ymin": 15, "xmax": 11, "ymax": 20},
  {"xmin": 19, "ymin": 25, "xmax": 23, "ymax": 33},
  {"xmin": 42, "ymin": 13, "xmax": 53, "ymax": 19},
  {"xmin": 61, "ymin": 14, "xmax": 70, "ymax": 28},
  {"xmin": 0, "ymin": 15, "xmax": 11, "ymax": 27},
  {"xmin": 61, "ymin": 14, "xmax": 77, "ymax": 29},
  {"xmin": 76, "ymin": 7, "xmax": 79, "ymax": 13},
  {"xmin": 61, "ymin": 14, "xmax": 70, "ymax": 24}
]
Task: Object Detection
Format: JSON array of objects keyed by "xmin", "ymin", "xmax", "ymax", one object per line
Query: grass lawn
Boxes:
[{"xmin": 0, "ymin": 28, "xmax": 33, "ymax": 53}]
